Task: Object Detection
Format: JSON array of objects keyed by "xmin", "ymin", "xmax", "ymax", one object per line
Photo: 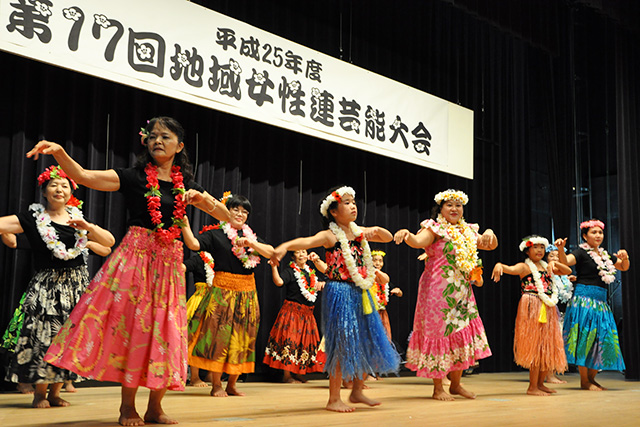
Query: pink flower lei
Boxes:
[
  {"xmin": 219, "ymin": 221, "xmax": 261, "ymax": 269},
  {"xmin": 579, "ymin": 243, "xmax": 617, "ymax": 284},
  {"xmin": 289, "ymin": 261, "xmax": 318, "ymax": 302}
]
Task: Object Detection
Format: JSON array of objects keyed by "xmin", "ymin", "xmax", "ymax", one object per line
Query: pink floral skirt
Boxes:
[{"xmin": 44, "ymin": 226, "xmax": 187, "ymax": 391}]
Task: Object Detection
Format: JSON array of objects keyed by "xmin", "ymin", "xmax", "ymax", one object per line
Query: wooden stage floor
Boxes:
[{"xmin": 0, "ymin": 372, "xmax": 638, "ymax": 426}]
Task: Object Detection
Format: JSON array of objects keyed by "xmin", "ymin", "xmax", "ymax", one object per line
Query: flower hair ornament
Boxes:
[
  {"xmin": 320, "ymin": 186, "xmax": 356, "ymax": 218},
  {"xmin": 546, "ymin": 244, "xmax": 564, "ymax": 253},
  {"xmin": 434, "ymin": 189, "xmax": 469, "ymax": 205},
  {"xmin": 519, "ymin": 236, "xmax": 550, "ymax": 252},
  {"xmin": 221, "ymin": 191, "xmax": 232, "ymax": 205},
  {"xmin": 37, "ymin": 165, "xmax": 78, "ymax": 190},
  {"xmin": 139, "ymin": 119, "xmax": 150, "ymax": 145},
  {"xmin": 580, "ymin": 219, "xmax": 605, "ymax": 230},
  {"xmin": 371, "ymin": 250, "xmax": 386, "ymax": 258}
]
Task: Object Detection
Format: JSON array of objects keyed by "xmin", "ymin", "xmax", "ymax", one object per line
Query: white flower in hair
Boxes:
[
  {"xmin": 434, "ymin": 189, "xmax": 469, "ymax": 205},
  {"xmin": 319, "ymin": 186, "xmax": 356, "ymax": 218},
  {"xmin": 519, "ymin": 236, "xmax": 550, "ymax": 252}
]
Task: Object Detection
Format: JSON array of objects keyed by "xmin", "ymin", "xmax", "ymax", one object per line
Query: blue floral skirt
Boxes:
[
  {"xmin": 322, "ymin": 280, "xmax": 400, "ymax": 380},
  {"xmin": 563, "ymin": 284, "xmax": 625, "ymax": 371}
]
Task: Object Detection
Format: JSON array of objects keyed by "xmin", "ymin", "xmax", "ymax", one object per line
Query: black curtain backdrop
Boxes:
[{"xmin": 1, "ymin": 0, "xmax": 638, "ymax": 381}]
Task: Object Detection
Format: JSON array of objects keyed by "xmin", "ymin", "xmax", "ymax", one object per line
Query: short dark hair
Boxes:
[{"xmin": 227, "ymin": 195, "xmax": 252, "ymax": 214}]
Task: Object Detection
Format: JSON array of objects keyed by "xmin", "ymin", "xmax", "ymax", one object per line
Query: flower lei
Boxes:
[
  {"xmin": 218, "ymin": 221, "xmax": 261, "ymax": 269},
  {"xmin": 290, "ymin": 261, "xmax": 318, "ymax": 302},
  {"xmin": 328, "ymin": 221, "xmax": 375, "ymax": 290},
  {"xmin": 579, "ymin": 243, "xmax": 617, "ymax": 284},
  {"xmin": 375, "ymin": 281, "xmax": 389, "ymax": 308},
  {"xmin": 524, "ymin": 258, "xmax": 560, "ymax": 307},
  {"xmin": 435, "ymin": 214, "xmax": 478, "ymax": 274},
  {"xmin": 199, "ymin": 251, "xmax": 215, "ymax": 286},
  {"xmin": 557, "ymin": 275, "xmax": 574, "ymax": 303},
  {"xmin": 30, "ymin": 203, "xmax": 88, "ymax": 260},
  {"xmin": 144, "ymin": 163, "xmax": 186, "ymax": 243}
]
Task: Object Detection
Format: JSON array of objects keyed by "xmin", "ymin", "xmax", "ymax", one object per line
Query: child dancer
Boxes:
[
  {"xmin": 272, "ymin": 186, "xmax": 400, "ymax": 412},
  {"xmin": 264, "ymin": 249, "xmax": 325, "ymax": 383},
  {"xmin": 370, "ymin": 250, "xmax": 402, "ymax": 341},
  {"xmin": 555, "ymin": 219, "xmax": 629, "ymax": 390},
  {"xmin": 394, "ymin": 189, "xmax": 496, "ymax": 401},
  {"xmin": 491, "ymin": 235, "xmax": 571, "ymax": 396}
]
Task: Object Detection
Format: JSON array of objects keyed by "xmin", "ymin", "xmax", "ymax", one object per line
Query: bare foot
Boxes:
[
  {"xmin": 432, "ymin": 389, "xmax": 455, "ymax": 401},
  {"xmin": 210, "ymin": 385, "xmax": 228, "ymax": 397},
  {"xmin": 581, "ymin": 381, "xmax": 604, "ymax": 391},
  {"xmin": 326, "ymin": 398, "xmax": 355, "ymax": 412},
  {"xmin": 450, "ymin": 384, "xmax": 476, "ymax": 399},
  {"xmin": 441, "ymin": 377, "xmax": 451, "ymax": 386},
  {"xmin": 545, "ymin": 374, "xmax": 566, "ymax": 384},
  {"xmin": 283, "ymin": 377, "xmax": 301, "ymax": 384},
  {"xmin": 64, "ymin": 381, "xmax": 77, "ymax": 393},
  {"xmin": 292, "ymin": 374, "xmax": 308, "ymax": 383},
  {"xmin": 32, "ymin": 394, "xmax": 51, "ymax": 408},
  {"xmin": 589, "ymin": 379, "xmax": 607, "ymax": 391},
  {"xmin": 17, "ymin": 383, "xmax": 35, "ymax": 394},
  {"xmin": 48, "ymin": 396, "xmax": 70, "ymax": 407},
  {"xmin": 527, "ymin": 388, "xmax": 551, "ymax": 396},
  {"xmin": 189, "ymin": 379, "xmax": 208, "ymax": 387},
  {"xmin": 349, "ymin": 390, "xmax": 381, "ymax": 407},
  {"xmin": 538, "ymin": 385, "xmax": 557, "ymax": 394},
  {"xmin": 119, "ymin": 406, "xmax": 144, "ymax": 426},
  {"xmin": 144, "ymin": 410, "xmax": 178, "ymax": 425},
  {"xmin": 342, "ymin": 380, "xmax": 353, "ymax": 389},
  {"xmin": 226, "ymin": 385, "xmax": 245, "ymax": 396}
]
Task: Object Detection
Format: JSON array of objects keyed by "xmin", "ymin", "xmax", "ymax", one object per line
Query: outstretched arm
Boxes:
[
  {"xmin": 547, "ymin": 260, "xmax": 572, "ymax": 276},
  {"xmin": 236, "ymin": 238, "xmax": 274, "ymax": 259},
  {"xmin": 183, "ymin": 190, "xmax": 230, "ymax": 223},
  {"xmin": 26, "ymin": 141, "xmax": 120, "ymax": 192},
  {"xmin": 0, "ymin": 215, "xmax": 24, "ymax": 236},
  {"xmin": 362, "ymin": 226, "xmax": 393, "ymax": 243},
  {"xmin": 491, "ymin": 262, "xmax": 528, "ymax": 282},
  {"xmin": 394, "ymin": 227, "xmax": 436, "ymax": 249},
  {"xmin": 271, "ymin": 230, "xmax": 335, "ymax": 266}
]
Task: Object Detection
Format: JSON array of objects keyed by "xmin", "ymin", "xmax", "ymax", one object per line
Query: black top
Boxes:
[
  {"xmin": 184, "ymin": 253, "xmax": 206, "ymax": 283},
  {"xmin": 17, "ymin": 209, "xmax": 86, "ymax": 270},
  {"xmin": 114, "ymin": 167, "xmax": 204, "ymax": 230},
  {"xmin": 280, "ymin": 265, "xmax": 316, "ymax": 306},
  {"xmin": 571, "ymin": 247, "xmax": 618, "ymax": 289},
  {"xmin": 196, "ymin": 228, "xmax": 265, "ymax": 275}
]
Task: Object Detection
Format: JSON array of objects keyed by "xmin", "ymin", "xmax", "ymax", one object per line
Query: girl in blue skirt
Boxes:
[
  {"xmin": 271, "ymin": 186, "xmax": 400, "ymax": 412},
  {"xmin": 555, "ymin": 219, "xmax": 630, "ymax": 390}
]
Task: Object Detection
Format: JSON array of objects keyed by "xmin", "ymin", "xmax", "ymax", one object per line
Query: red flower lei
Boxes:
[
  {"xmin": 144, "ymin": 163, "xmax": 186, "ymax": 243},
  {"xmin": 290, "ymin": 261, "xmax": 318, "ymax": 302},
  {"xmin": 375, "ymin": 282, "xmax": 389, "ymax": 308}
]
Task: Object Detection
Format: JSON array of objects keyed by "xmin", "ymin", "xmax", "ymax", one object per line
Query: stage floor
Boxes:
[{"xmin": 0, "ymin": 372, "xmax": 638, "ymax": 426}]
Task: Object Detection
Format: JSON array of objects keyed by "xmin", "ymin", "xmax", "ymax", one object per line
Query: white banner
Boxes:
[{"xmin": 0, "ymin": 0, "xmax": 474, "ymax": 178}]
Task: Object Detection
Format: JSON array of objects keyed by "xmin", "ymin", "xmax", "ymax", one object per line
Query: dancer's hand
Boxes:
[
  {"xmin": 67, "ymin": 217, "xmax": 92, "ymax": 231},
  {"xmin": 554, "ymin": 238, "xmax": 567, "ymax": 251},
  {"xmin": 26, "ymin": 140, "xmax": 63, "ymax": 160},
  {"xmin": 308, "ymin": 252, "xmax": 320, "ymax": 263},
  {"xmin": 183, "ymin": 189, "xmax": 204, "ymax": 205},
  {"xmin": 390, "ymin": 287, "xmax": 403, "ymax": 297},
  {"xmin": 393, "ymin": 229, "xmax": 411, "ymax": 245},
  {"xmin": 491, "ymin": 263, "xmax": 503, "ymax": 282},
  {"xmin": 616, "ymin": 249, "xmax": 629, "ymax": 261},
  {"xmin": 315, "ymin": 281, "xmax": 326, "ymax": 291}
]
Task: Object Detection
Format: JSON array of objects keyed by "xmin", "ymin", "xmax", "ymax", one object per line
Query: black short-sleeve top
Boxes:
[
  {"xmin": 17, "ymin": 208, "xmax": 86, "ymax": 270},
  {"xmin": 280, "ymin": 265, "xmax": 317, "ymax": 306},
  {"xmin": 571, "ymin": 247, "xmax": 618, "ymax": 289},
  {"xmin": 114, "ymin": 167, "xmax": 204, "ymax": 230},
  {"xmin": 196, "ymin": 228, "xmax": 265, "ymax": 275},
  {"xmin": 184, "ymin": 253, "xmax": 206, "ymax": 283}
]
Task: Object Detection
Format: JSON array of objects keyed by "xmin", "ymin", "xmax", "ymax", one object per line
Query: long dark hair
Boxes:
[{"xmin": 135, "ymin": 116, "xmax": 195, "ymax": 184}]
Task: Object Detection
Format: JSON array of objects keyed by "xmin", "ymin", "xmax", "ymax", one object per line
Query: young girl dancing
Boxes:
[
  {"xmin": 491, "ymin": 235, "xmax": 571, "ymax": 396},
  {"xmin": 30, "ymin": 117, "xmax": 229, "ymax": 426},
  {"xmin": 371, "ymin": 250, "xmax": 403, "ymax": 341},
  {"xmin": 555, "ymin": 219, "xmax": 629, "ymax": 391},
  {"xmin": 271, "ymin": 186, "xmax": 400, "ymax": 412},
  {"xmin": 264, "ymin": 249, "xmax": 325, "ymax": 383},
  {"xmin": 394, "ymin": 189, "xmax": 496, "ymax": 401}
]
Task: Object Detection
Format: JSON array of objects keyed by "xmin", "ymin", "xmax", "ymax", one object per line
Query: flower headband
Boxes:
[
  {"xmin": 371, "ymin": 250, "xmax": 386, "ymax": 258},
  {"xmin": 519, "ymin": 236, "xmax": 550, "ymax": 252},
  {"xmin": 434, "ymin": 189, "xmax": 468, "ymax": 205},
  {"xmin": 580, "ymin": 219, "xmax": 604, "ymax": 230},
  {"xmin": 320, "ymin": 186, "xmax": 356, "ymax": 218},
  {"xmin": 37, "ymin": 165, "xmax": 78, "ymax": 190}
]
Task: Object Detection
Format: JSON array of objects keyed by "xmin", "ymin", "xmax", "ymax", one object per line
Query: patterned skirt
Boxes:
[
  {"xmin": 186, "ymin": 282, "xmax": 209, "ymax": 321},
  {"xmin": 322, "ymin": 280, "xmax": 401, "ymax": 381},
  {"xmin": 44, "ymin": 226, "xmax": 187, "ymax": 391},
  {"xmin": 5, "ymin": 265, "xmax": 89, "ymax": 384},
  {"xmin": 563, "ymin": 284, "xmax": 625, "ymax": 371},
  {"xmin": 263, "ymin": 299, "xmax": 324, "ymax": 374},
  {"xmin": 513, "ymin": 293, "xmax": 567, "ymax": 373},
  {"xmin": 1, "ymin": 291, "xmax": 28, "ymax": 352},
  {"xmin": 188, "ymin": 271, "xmax": 259, "ymax": 375}
]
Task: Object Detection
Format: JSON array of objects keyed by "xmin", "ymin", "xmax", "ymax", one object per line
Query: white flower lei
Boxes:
[
  {"xmin": 579, "ymin": 243, "xmax": 617, "ymax": 284},
  {"xmin": 557, "ymin": 275, "xmax": 574, "ymax": 303},
  {"xmin": 220, "ymin": 221, "xmax": 261, "ymax": 269},
  {"xmin": 328, "ymin": 221, "xmax": 375, "ymax": 290},
  {"xmin": 30, "ymin": 203, "xmax": 88, "ymax": 260},
  {"xmin": 435, "ymin": 214, "xmax": 478, "ymax": 274},
  {"xmin": 290, "ymin": 261, "xmax": 317, "ymax": 302},
  {"xmin": 200, "ymin": 251, "xmax": 215, "ymax": 286},
  {"xmin": 524, "ymin": 258, "xmax": 560, "ymax": 307}
]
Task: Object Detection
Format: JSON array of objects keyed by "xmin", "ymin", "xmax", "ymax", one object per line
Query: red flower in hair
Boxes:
[
  {"xmin": 526, "ymin": 241, "xmax": 533, "ymax": 247},
  {"xmin": 332, "ymin": 191, "xmax": 342, "ymax": 203}
]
